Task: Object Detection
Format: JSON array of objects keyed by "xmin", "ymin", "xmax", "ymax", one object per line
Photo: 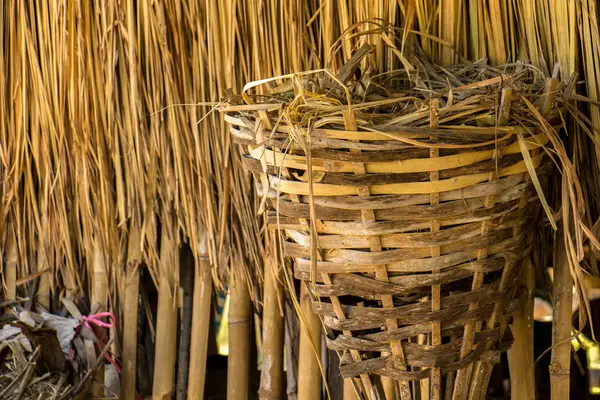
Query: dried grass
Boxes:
[{"xmin": 3, "ymin": 0, "xmax": 600, "ymax": 398}]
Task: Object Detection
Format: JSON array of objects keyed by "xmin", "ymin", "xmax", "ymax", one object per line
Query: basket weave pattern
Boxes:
[{"xmin": 225, "ymin": 66, "xmax": 550, "ymax": 397}]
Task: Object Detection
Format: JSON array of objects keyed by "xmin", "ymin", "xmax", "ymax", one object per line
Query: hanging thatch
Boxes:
[{"xmin": 3, "ymin": 1, "xmax": 600, "ymax": 399}]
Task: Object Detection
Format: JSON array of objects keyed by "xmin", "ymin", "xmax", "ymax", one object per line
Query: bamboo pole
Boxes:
[
  {"xmin": 91, "ymin": 239, "xmax": 108, "ymax": 398},
  {"xmin": 121, "ymin": 226, "xmax": 141, "ymax": 400},
  {"xmin": 227, "ymin": 270, "xmax": 252, "ymax": 400},
  {"xmin": 259, "ymin": 232, "xmax": 285, "ymax": 400},
  {"xmin": 297, "ymin": 282, "xmax": 322, "ymax": 400},
  {"xmin": 344, "ymin": 379, "xmax": 360, "ymax": 400},
  {"xmin": 430, "ymin": 99, "xmax": 441, "ymax": 400},
  {"xmin": 382, "ymin": 375, "xmax": 396, "ymax": 400},
  {"xmin": 121, "ymin": 0, "xmax": 141, "ymax": 395},
  {"xmin": 550, "ymin": 230, "xmax": 572, "ymax": 400},
  {"xmin": 152, "ymin": 224, "xmax": 179, "ymax": 400},
  {"xmin": 507, "ymin": 260, "xmax": 535, "ymax": 400},
  {"xmin": 284, "ymin": 294, "xmax": 299, "ymax": 399},
  {"xmin": 36, "ymin": 215, "xmax": 50, "ymax": 310},
  {"xmin": 5, "ymin": 223, "xmax": 17, "ymax": 308},
  {"xmin": 187, "ymin": 234, "xmax": 213, "ymax": 399}
]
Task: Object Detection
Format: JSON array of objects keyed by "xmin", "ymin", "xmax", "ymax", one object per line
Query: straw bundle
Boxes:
[
  {"xmin": 0, "ymin": 1, "xmax": 265, "ymax": 397},
  {"xmin": 4, "ymin": 1, "xmax": 600, "ymax": 399}
]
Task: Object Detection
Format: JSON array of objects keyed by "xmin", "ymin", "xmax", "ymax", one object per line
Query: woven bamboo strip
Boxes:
[
  {"xmin": 429, "ymin": 100, "xmax": 442, "ymax": 400},
  {"xmin": 246, "ymin": 133, "xmax": 548, "ymax": 173},
  {"xmin": 268, "ymin": 157, "xmax": 542, "ymax": 196},
  {"xmin": 275, "ymin": 110, "xmax": 377, "ymax": 398},
  {"xmin": 466, "ymin": 88, "xmax": 516, "ymax": 400},
  {"xmin": 451, "ymin": 137, "xmax": 503, "ymax": 400},
  {"xmin": 344, "ymin": 109, "xmax": 409, "ymax": 399}
]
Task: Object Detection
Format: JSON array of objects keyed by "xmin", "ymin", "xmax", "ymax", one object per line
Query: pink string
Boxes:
[
  {"xmin": 68, "ymin": 312, "xmax": 121, "ymax": 375},
  {"xmin": 81, "ymin": 312, "xmax": 116, "ymax": 330}
]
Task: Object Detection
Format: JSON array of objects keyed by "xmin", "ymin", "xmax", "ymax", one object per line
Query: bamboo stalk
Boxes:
[
  {"xmin": 430, "ymin": 99, "xmax": 441, "ymax": 400},
  {"xmin": 550, "ymin": 229, "xmax": 572, "ymax": 400},
  {"xmin": 152, "ymin": 223, "xmax": 179, "ymax": 400},
  {"xmin": 382, "ymin": 375, "xmax": 396, "ymax": 400},
  {"xmin": 227, "ymin": 270, "xmax": 252, "ymax": 400},
  {"xmin": 187, "ymin": 234, "xmax": 213, "ymax": 399},
  {"xmin": 5, "ymin": 223, "xmax": 17, "ymax": 308},
  {"xmin": 36, "ymin": 219, "xmax": 50, "ymax": 310},
  {"xmin": 344, "ymin": 378, "xmax": 360, "ymax": 400},
  {"xmin": 507, "ymin": 260, "xmax": 535, "ymax": 400},
  {"xmin": 91, "ymin": 239, "xmax": 108, "ymax": 398},
  {"xmin": 121, "ymin": 226, "xmax": 141, "ymax": 400},
  {"xmin": 121, "ymin": 0, "xmax": 142, "ymax": 395},
  {"xmin": 440, "ymin": 0, "xmax": 457, "ymax": 65},
  {"xmin": 297, "ymin": 282, "xmax": 322, "ymax": 400},
  {"xmin": 259, "ymin": 232, "xmax": 285, "ymax": 400}
]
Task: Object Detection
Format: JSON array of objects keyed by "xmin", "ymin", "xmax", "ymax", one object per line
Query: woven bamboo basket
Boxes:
[{"xmin": 224, "ymin": 49, "xmax": 559, "ymax": 399}]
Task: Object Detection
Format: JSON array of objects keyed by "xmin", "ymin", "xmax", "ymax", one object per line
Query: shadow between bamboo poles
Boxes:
[
  {"xmin": 91, "ymin": 239, "xmax": 108, "ymax": 397},
  {"xmin": 297, "ymin": 282, "xmax": 322, "ymax": 400},
  {"xmin": 259, "ymin": 231, "xmax": 285, "ymax": 399},
  {"xmin": 176, "ymin": 246, "xmax": 194, "ymax": 400},
  {"xmin": 227, "ymin": 269, "xmax": 252, "ymax": 400},
  {"xmin": 550, "ymin": 228, "xmax": 572, "ymax": 400},
  {"xmin": 121, "ymin": 227, "xmax": 141, "ymax": 400},
  {"xmin": 152, "ymin": 224, "xmax": 179, "ymax": 399},
  {"xmin": 187, "ymin": 237, "xmax": 213, "ymax": 399},
  {"xmin": 507, "ymin": 260, "xmax": 535, "ymax": 400}
]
